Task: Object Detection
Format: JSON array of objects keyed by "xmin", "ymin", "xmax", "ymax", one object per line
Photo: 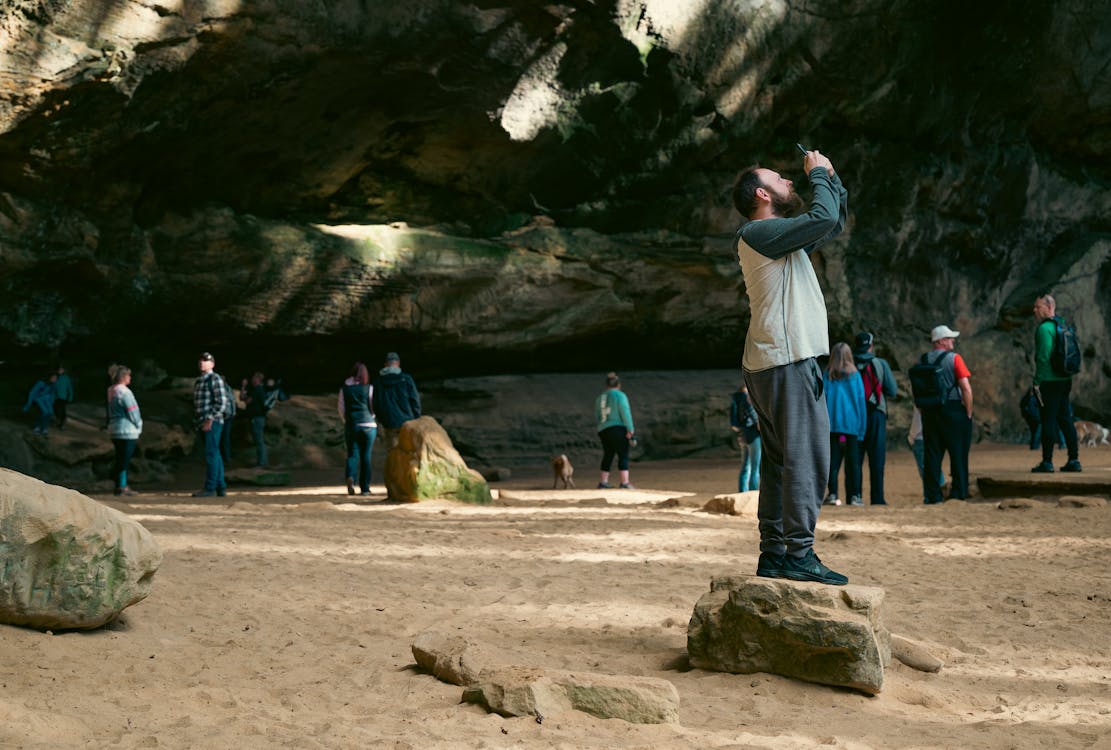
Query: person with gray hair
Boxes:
[
  {"xmin": 731, "ymin": 147, "xmax": 849, "ymax": 585},
  {"xmin": 107, "ymin": 366, "xmax": 142, "ymax": 496}
]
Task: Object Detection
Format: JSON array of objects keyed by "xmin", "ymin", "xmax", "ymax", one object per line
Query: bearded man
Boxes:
[{"xmin": 730, "ymin": 150, "xmax": 849, "ymax": 585}]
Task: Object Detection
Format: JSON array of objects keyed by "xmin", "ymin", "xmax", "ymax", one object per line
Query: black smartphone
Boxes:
[{"xmin": 796, "ymin": 143, "xmax": 809, "ymax": 156}]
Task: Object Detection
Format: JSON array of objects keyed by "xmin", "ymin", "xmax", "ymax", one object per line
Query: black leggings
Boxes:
[{"xmin": 598, "ymin": 425, "xmax": 630, "ymax": 472}]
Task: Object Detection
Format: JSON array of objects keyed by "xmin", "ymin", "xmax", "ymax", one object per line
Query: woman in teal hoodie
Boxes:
[
  {"xmin": 595, "ymin": 372, "xmax": 636, "ymax": 489},
  {"xmin": 823, "ymin": 343, "xmax": 867, "ymax": 506}
]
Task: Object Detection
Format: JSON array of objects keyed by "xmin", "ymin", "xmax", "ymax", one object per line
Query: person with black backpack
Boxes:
[
  {"xmin": 913, "ymin": 325, "xmax": 973, "ymax": 504},
  {"xmin": 1031, "ymin": 294, "xmax": 1081, "ymax": 473}
]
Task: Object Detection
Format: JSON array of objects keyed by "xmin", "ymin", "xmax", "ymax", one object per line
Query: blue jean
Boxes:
[
  {"xmin": 251, "ymin": 416, "xmax": 268, "ymax": 467},
  {"xmin": 738, "ymin": 436, "xmax": 761, "ymax": 492},
  {"xmin": 202, "ymin": 421, "xmax": 225, "ymax": 491},
  {"xmin": 220, "ymin": 416, "xmax": 233, "ymax": 464},
  {"xmin": 345, "ymin": 424, "xmax": 377, "ymax": 494}
]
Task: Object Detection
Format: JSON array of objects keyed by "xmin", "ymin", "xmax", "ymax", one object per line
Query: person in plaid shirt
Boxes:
[{"xmin": 193, "ymin": 352, "xmax": 228, "ymax": 497}]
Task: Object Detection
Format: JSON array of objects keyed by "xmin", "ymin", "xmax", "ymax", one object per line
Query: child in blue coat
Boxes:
[{"xmin": 823, "ymin": 343, "xmax": 867, "ymax": 506}]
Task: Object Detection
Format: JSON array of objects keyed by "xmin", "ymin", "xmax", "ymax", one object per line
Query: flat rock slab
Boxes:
[
  {"xmin": 496, "ymin": 488, "xmax": 693, "ymax": 506},
  {"xmin": 462, "ymin": 666, "xmax": 680, "ymax": 724},
  {"xmin": 688, "ymin": 575, "xmax": 890, "ymax": 695},
  {"xmin": 977, "ymin": 472, "xmax": 1111, "ymax": 499},
  {"xmin": 701, "ymin": 491, "xmax": 758, "ymax": 516},
  {"xmin": 225, "ymin": 468, "xmax": 291, "ymax": 486},
  {"xmin": 1058, "ymin": 495, "xmax": 1107, "ymax": 508},
  {"xmin": 0, "ymin": 468, "xmax": 162, "ymax": 630}
]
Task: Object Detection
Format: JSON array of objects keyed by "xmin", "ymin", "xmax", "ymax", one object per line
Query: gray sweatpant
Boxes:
[{"xmin": 744, "ymin": 358, "xmax": 829, "ymax": 558}]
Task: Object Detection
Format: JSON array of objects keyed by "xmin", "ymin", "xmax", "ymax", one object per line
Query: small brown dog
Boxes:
[
  {"xmin": 552, "ymin": 454, "xmax": 575, "ymax": 489},
  {"xmin": 1075, "ymin": 420, "xmax": 1110, "ymax": 448}
]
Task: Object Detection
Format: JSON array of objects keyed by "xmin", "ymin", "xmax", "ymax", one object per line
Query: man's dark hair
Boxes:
[{"xmin": 732, "ymin": 167, "xmax": 764, "ymax": 220}]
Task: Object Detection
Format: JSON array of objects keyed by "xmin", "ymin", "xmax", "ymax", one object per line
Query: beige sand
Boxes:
[{"xmin": 2, "ymin": 443, "xmax": 1110, "ymax": 749}]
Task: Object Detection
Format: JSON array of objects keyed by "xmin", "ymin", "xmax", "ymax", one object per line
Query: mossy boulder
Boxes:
[
  {"xmin": 0, "ymin": 469, "xmax": 162, "ymax": 630},
  {"xmin": 385, "ymin": 417, "xmax": 491, "ymax": 504}
]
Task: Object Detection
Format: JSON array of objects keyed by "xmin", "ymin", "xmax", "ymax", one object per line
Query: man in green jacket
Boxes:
[{"xmin": 1031, "ymin": 294, "xmax": 1080, "ymax": 473}]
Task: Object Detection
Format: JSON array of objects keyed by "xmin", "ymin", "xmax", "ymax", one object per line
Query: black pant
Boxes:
[
  {"xmin": 859, "ymin": 408, "xmax": 887, "ymax": 503},
  {"xmin": 828, "ymin": 433, "xmax": 861, "ymax": 499},
  {"xmin": 55, "ymin": 400, "xmax": 69, "ymax": 428},
  {"xmin": 598, "ymin": 425, "xmax": 630, "ymax": 472},
  {"xmin": 112, "ymin": 438, "xmax": 137, "ymax": 489},
  {"xmin": 922, "ymin": 401, "xmax": 972, "ymax": 503},
  {"xmin": 1038, "ymin": 380, "xmax": 1079, "ymax": 464}
]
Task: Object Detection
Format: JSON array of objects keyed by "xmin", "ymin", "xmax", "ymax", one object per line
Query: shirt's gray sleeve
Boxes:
[{"xmin": 740, "ymin": 168, "xmax": 847, "ymax": 259}]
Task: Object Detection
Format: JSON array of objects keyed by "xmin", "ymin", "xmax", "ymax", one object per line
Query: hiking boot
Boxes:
[
  {"xmin": 781, "ymin": 550, "xmax": 848, "ymax": 586},
  {"xmin": 849, "ymin": 495, "xmax": 863, "ymax": 506},
  {"xmin": 756, "ymin": 552, "xmax": 786, "ymax": 579},
  {"xmin": 1060, "ymin": 460, "xmax": 1082, "ymax": 473},
  {"xmin": 191, "ymin": 490, "xmax": 216, "ymax": 498},
  {"xmin": 823, "ymin": 494, "xmax": 841, "ymax": 507},
  {"xmin": 871, "ymin": 499, "xmax": 888, "ymax": 506},
  {"xmin": 346, "ymin": 478, "xmax": 355, "ymax": 495},
  {"xmin": 1030, "ymin": 462, "xmax": 1054, "ymax": 473},
  {"xmin": 619, "ymin": 482, "xmax": 635, "ymax": 489},
  {"xmin": 216, "ymin": 487, "xmax": 227, "ymax": 497},
  {"xmin": 597, "ymin": 482, "xmax": 612, "ymax": 489}
]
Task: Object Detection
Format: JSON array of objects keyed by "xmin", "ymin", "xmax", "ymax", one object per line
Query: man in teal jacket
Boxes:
[{"xmin": 1031, "ymin": 294, "xmax": 1080, "ymax": 473}]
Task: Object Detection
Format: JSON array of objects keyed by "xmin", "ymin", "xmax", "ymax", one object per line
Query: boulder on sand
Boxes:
[
  {"xmin": 385, "ymin": 417, "xmax": 491, "ymax": 504},
  {"xmin": 0, "ymin": 468, "xmax": 162, "ymax": 630},
  {"xmin": 687, "ymin": 575, "xmax": 891, "ymax": 694}
]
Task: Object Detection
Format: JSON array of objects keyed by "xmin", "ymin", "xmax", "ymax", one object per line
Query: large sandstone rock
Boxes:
[
  {"xmin": 687, "ymin": 575, "xmax": 891, "ymax": 695},
  {"xmin": 462, "ymin": 666, "xmax": 680, "ymax": 725},
  {"xmin": 0, "ymin": 469, "xmax": 162, "ymax": 630},
  {"xmin": 385, "ymin": 417, "xmax": 491, "ymax": 504},
  {"xmin": 0, "ymin": 0, "xmax": 1109, "ymax": 438}
]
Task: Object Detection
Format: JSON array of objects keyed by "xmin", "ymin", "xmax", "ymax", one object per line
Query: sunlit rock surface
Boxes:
[{"xmin": 0, "ymin": 0, "xmax": 1108, "ymax": 436}]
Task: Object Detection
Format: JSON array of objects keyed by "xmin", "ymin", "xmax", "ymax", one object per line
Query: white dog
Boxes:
[{"xmin": 1075, "ymin": 420, "xmax": 1110, "ymax": 448}]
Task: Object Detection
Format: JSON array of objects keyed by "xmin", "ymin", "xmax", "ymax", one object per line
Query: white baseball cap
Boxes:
[{"xmin": 930, "ymin": 325, "xmax": 960, "ymax": 342}]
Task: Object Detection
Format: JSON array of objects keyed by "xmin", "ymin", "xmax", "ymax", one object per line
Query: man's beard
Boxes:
[{"xmin": 771, "ymin": 190, "xmax": 804, "ymax": 217}]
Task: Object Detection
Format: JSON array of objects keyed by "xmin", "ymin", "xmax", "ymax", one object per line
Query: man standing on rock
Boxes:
[
  {"xmin": 372, "ymin": 352, "xmax": 422, "ymax": 455},
  {"xmin": 731, "ymin": 148, "xmax": 849, "ymax": 585},
  {"xmin": 1031, "ymin": 294, "xmax": 1081, "ymax": 473},
  {"xmin": 193, "ymin": 352, "xmax": 228, "ymax": 497}
]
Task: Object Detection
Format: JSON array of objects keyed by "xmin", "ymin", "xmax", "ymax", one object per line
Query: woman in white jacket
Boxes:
[{"xmin": 107, "ymin": 366, "xmax": 143, "ymax": 496}]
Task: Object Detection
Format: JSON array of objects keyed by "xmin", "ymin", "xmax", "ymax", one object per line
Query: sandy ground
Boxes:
[{"xmin": 2, "ymin": 442, "xmax": 1110, "ymax": 749}]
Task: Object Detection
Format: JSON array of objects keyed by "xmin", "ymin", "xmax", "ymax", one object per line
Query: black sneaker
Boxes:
[
  {"xmin": 1061, "ymin": 460, "xmax": 1082, "ymax": 473},
  {"xmin": 597, "ymin": 482, "xmax": 612, "ymax": 489},
  {"xmin": 1031, "ymin": 462, "xmax": 1054, "ymax": 473},
  {"xmin": 191, "ymin": 490, "xmax": 216, "ymax": 497},
  {"xmin": 781, "ymin": 550, "xmax": 848, "ymax": 586},
  {"xmin": 756, "ymin": 552, "xmax": 786, "ymax": 578}
]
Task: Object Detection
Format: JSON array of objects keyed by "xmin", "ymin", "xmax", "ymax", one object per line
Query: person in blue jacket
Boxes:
[
  {"xmin": 23, "ymin": 372, "xmax": 57, "ymax": 436},
  {"xmin": 729, "ymin": 382, "xmax": 761, "ymax": 491},
  {"xmin": 823, "ymin": 342, "xmax": 867, "ymax": 507}
]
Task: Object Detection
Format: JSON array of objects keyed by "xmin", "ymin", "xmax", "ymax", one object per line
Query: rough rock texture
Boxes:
[
  {"xmin": 1057, "ymin": 495, "xmax": 1108, "ymax": 508},
  {"xmin": 0, "ymin": 0, "xmax": 1109, "ymax": 437},
  {"xmin": 412, "ymin": 631, "xmax": 499, "ymax": 688},
  {"xmin": 385, "ymin": 416, "xmax": 491, "ymax": 504},
  {"xmin": 701, "ymin": 491, "xmax": 758, "ymax": 517},
  {"xmin": 0, "ymin": 468, "xmax": 162, "ymax": 629},
  {"xmin": 890, "ymin": 634, "xmax": 944, "ymax": 673},
  {"xmin": 462, "ymin": 666, "xmax": 680, "ymax": 725},
  {"xmin": 687, "ymin": 575, "xmax": 891, "ymax": 695},
  {"xmin": 413, "ymin": 629, "xmax": 680, "ymax": 724}
]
